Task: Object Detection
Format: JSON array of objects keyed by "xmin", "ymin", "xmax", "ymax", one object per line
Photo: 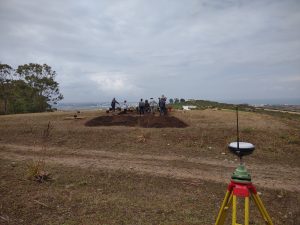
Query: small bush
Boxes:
[{"xmin": 26, "ymin": 160, "xmax": 51, "ymax": 182}]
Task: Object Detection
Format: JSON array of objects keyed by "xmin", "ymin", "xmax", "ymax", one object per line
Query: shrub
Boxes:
[{"xmin": 26, "ymin": 160, "xmax": 51, "ymax": 182}]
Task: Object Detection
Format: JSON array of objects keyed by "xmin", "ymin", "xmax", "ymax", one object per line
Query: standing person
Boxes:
[
  {"xmin": 111, "ymin": 97, "xmax": 119, "ymax": 112},
  {"xmin": 139, "ymin": 98, "xmax": 145, "ymax": 115},
  {"xmin": 145, "ymin": 99, "xmax": 150, "ymax": 113},
  {"xmin": 123, "ymin": 100, "xmax": 128, "ymax": 113},
  {"xmin": 149, "ymin": 98, "xmax": 157, "ymax": 114},
  {"xmin": 159, "ymin": 95, "xmax": 167, "ymax": 116},
  {"xmin": 158, "ymin": 97, "xmax": 162, "ymax": 115}
]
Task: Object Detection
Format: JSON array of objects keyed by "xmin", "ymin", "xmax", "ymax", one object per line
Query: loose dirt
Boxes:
[{"xmin": 85, "ymin": 114, "xmax": 188, "ymax": 128}]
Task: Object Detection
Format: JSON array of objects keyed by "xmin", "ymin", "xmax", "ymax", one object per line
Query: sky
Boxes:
[{"xmin": 0, "ymin": 0, "xmax": 300, "ymax": 104}]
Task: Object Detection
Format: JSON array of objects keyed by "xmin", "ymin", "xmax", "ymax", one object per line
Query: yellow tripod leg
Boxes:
[
  {"xmin": 215, "ymin": 190, "xmax": 233, "ymax": 225},
  {"xmin": 252, "ymin": 193, "xmax": 274, "ymax": 225},
  {"xmin": 245, "ymin": 196, "xmax": 249, "ymax": 225},
  {"xmin": 232, "ymin": 195, "xmax": 241, "ymax": 225},
  {"xmin": 251, "ymin": 194, "xmax": 267, "ymax": 221}
]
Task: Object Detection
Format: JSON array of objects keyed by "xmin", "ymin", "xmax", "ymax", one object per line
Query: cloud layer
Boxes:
[{"xmin": 1, "ymin": 0, "xmax": 299, "ymax": 103}]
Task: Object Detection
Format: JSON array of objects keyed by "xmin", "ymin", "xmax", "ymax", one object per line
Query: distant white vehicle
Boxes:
[{"xmin": 182, "ymin": 105, "xmax": 197, "ymax": 110}]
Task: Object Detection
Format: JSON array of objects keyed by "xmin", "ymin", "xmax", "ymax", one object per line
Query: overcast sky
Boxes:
[{"xmin": 1, "ymin": 0, "xmax": 300, "ymax": 103}]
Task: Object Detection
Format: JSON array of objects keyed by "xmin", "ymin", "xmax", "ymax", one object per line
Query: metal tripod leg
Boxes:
[
  {"xmin": 251, "ymin": 193, "xmax": 274, "ymax": 225},
  {"xmin": 215, "ymin": 190, "xmax": 233, "ymax": 225}
]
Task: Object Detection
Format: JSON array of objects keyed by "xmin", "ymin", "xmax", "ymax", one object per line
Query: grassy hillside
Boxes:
[
  {"xmin": 170, "ymin": 99, "xmax": 253, "ymax": 110},
  {"xmin": 170, "ymin": 99, "xmax": 300, "ymax": 121}
]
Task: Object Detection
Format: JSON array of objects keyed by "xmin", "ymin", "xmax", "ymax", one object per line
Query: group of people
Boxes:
[
  {"xmin": 138, "ymin": 95, "xmax": 167, "ymax": 116},
  {"xmin": 110, "ymin": 95, "xmax": 167, "ymax": 116}
]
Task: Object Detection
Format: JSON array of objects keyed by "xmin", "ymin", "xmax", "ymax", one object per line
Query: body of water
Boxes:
[
  {"xmin": 221, "ymin": 98, "xmax": 300, "ymax": 106},
  {"xmin": 56, "ymin": 98, "xmax": 300, "ymax": 111},
  {"xmin": 56, "ymin": 102, "xmax": 138, "ymax": 111}
]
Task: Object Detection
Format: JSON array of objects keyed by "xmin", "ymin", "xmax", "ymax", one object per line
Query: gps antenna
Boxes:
[{"xmin": 236, "ymin": 106, "xmax": 241, "ymax": 163}]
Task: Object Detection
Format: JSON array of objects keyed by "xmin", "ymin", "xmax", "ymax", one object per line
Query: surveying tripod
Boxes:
[{"xmin": 214, "ymin": 164, "xmax": 274, "ymax": 225}]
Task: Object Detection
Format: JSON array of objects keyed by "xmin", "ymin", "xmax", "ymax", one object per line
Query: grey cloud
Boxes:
[{"xmin": 0, "ymin": 0, "xmax": 299, "ymax": 103}]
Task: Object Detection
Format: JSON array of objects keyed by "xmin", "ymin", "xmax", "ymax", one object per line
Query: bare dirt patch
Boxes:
[
  {"xmin": 85, "ymin": 114, "xmax": 188, "ymax": 128},
  {"xmin": 1, "ymin": 144, "xmax": 299, "ymax": 192}
]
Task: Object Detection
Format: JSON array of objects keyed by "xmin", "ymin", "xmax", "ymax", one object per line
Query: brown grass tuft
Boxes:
[
  {"xmin": 25, "ymin": 122, "xmax": 53, "ymax": 182},
  {"xmin": 26, "ymin": 160, "xmax": 51, "ymax": 182}
]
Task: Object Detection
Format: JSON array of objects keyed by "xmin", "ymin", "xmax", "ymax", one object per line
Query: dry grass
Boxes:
[
  {"xmin": 1, "ymin": 109, "xmax": 298, "ymax": 165},
  {"xmin": 26, "ymin": 160, "xmax": 51, "ymax": 182},
  {"xmin": 0, "ymin": 109, "xmax": 299, "ymax": 224},
  {"xmin": 1, "ymin": 159, "xmax": 299, "ymax": 225},
  {"xmin": 24, "ymin": 121, "xmax": 53, "ymax": 182}
]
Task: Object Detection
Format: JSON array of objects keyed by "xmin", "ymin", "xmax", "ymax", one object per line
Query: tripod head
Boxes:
[{"xmin": 228, "ymin": 106, "xmax": 255, "ymax": 183}]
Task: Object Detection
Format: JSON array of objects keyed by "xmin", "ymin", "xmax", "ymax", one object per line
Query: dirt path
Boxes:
[{"xmin": 1, "ymin": 144, "xmax": 299, "ymax": 192}]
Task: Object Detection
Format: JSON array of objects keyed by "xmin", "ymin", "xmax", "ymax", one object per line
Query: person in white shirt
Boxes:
[
  {"xmin": 149, "ymin": 98, "xmax": 157, "ymax": 114},
  {"xmin": 123, "ymin": 100, "xmax": 128, "ymax": 113}
]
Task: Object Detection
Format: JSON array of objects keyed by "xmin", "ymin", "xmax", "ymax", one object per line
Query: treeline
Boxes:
[
  {"xmin": 0, "ymin": 63, "xmax": 63, "ymax": 114},
  {"xmin": 169, "ymin": 98, "xmax": 186, "ymax": 104}
]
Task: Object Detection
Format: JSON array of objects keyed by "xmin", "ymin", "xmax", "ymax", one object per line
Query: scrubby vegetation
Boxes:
[{"xmin": 0, "ymin": 63, "xmax": 63, "ymax": 114}]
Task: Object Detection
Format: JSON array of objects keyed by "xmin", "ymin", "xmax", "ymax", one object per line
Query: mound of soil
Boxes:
[{"xmin": 85, "ymin": 115, "xmax": 188, "ymax": 128}]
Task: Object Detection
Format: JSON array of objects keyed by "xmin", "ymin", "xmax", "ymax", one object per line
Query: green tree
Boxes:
[
  {"xmin": 9, "ymin": 80, "xmax": 41, "ymax": 113},
  {"xmin": 0, "ymin": 64, "xmax": 15, "ymax": 114},
  {"xmin": 169, "ymin": 98, "xmax": 174, "ymax": 104},
  {"xmin": 180, "ymin": 98, "xmax": 185, "ymax": 103},
  {"xmin": 17, "ymin": 63, "xmax": 63, "ymax": 112},
  {"xmin": 174, "ymin": 98, "xmax": 179, "ymax": 103}
]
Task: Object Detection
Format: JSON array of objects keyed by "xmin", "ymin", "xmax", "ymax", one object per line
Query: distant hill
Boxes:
[
  {"xmin": 169, "ymin": 99, "xmax": 300, "ymax": 120},
  {"xmin": 170, "ymin": 99, "xmax": 254, "ymax": 111}
]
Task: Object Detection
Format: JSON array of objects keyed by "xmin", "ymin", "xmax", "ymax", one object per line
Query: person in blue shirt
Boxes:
[{"xmin": 111, "ymin": 97, "xmax": 119, "ymax": 112}]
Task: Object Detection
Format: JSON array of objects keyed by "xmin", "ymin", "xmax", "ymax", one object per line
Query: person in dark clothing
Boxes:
[
  {"xmin": 139, "ymin": 98, "xmax": 145, "ymax": 115},
  {"xmin": 159, "ymin": 98, "xmax": 163, "ymax": 115},
  {"xmin": 158, "ymin": 98, "xmax": 161, "ymax": 114},
  {"xmin": 111, "ymin": 97, "xmax": 119, "ymax": 112},
  {"xmin": 144, "ymin": 99, "xmax": 150, "ymax": 113},
  {"xmin": 159, "ymin": 95, "xmax": 167, "ymax": 116}
]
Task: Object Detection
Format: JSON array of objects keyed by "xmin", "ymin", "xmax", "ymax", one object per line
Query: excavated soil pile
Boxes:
[{"xmin": 85, "ymin": 115, "xmax": 188, "ymax": 128}]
